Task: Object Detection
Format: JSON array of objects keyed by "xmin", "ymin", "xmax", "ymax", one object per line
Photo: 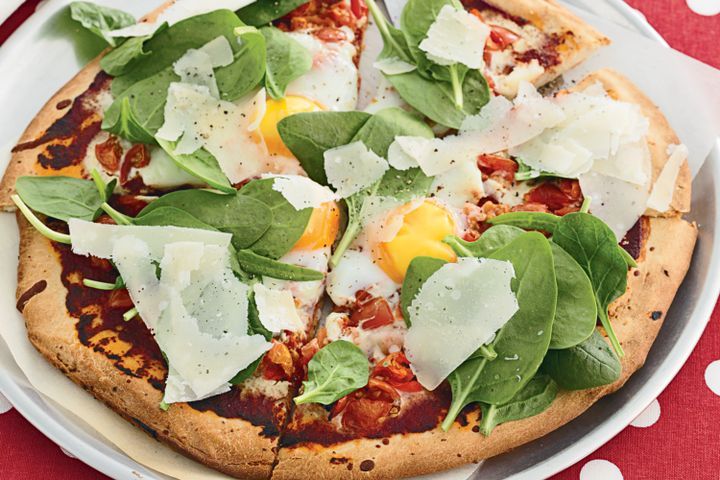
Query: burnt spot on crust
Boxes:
[
  {"xmin": 131, "ymin": 417, "xmax": 158, "ymax": 439},
  {"xmin": 16, "ymin": 280, "xmax": 47, "ymax": 312},
  {"xmin": 56, "ymin": 99, "xmax": 72, "ymax": 110},
  {"xmin": 280, "ymin": 385, "xmax": 452, "ymax": 448},
  {"xmin": 359, "ymin": 459, "xmax": 375, "ymax": 472},
  {"xmin": 651, "ymin": 311, "xmax": 663, "ymax": 321},
  {"xmin": 13, "ymin": 72, "xmax": 110, "ymax": 170},
  {"xmin": 330, "ymin": 457, "xmax": 350, "ymax": 465},
  {"xmin": 621, "ymin": 217, "xmax": 650, "ymax": 260},
  {"xmin": 189, "ymin": 388, "xmax": 285, "ymax": 438}
]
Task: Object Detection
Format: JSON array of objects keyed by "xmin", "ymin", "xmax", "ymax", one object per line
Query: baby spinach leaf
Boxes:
[
  {"xmin": 443, "ymin": 232, "xmax": 556, "ymax": 430},
  {"xmin": 352, "ymin": 107, "xmax": 434, "ymax": 158},
  {"xmin": 69, "ymin": 1, "xmax": 135, "ymax": 47},
  {"xmin": 553, "ymin": 212, "xmax": 627, "ymax": 356},
  {"xmin": 261, "ymin": 26, "xmax": 312, "ymax": 99},
  {"xmin": 376, "ymin": 167, "xmax": 434, "ymax": 203},
  {"xmin": 102, "ymin": 97, "xmax": 157, "ymax": 144},
  {"xmin": 277, "ymin": 111, "xmax": 371, "ymax": 184},
  {"xmin": 155, "ymin": 139, "xmax": 235, "ymax": 194},
  {"xmin": 237, "ymin": 0, "xmax": 309, "ymax": 26},
  {"xmin": 15, "ymin": 176, "xmax": 104, "ymax": 222},
  {"xmin": 137, "ymin": 189, "xmax": 272, "ymax": 250},
  {"xmin": 401, "ymin": 256, "xmax": 448, "ymax": 326},
  {"xmin": 488, "ymin": 211, "xmax": 561, "ymax": 232},
  {"xmin": 236, "ymin": 249, "xmax": 324, "ymax": 281},
  {"xmin": 231, "ymin": 293, "xmax": 272, "ymax": 385},
  {"xmin": 218, "ymin": 25, "xmax": 267, "ymax": 101},
  {"xmin": 133, "ymin": 206, "xmax": 216, "ymax": 229},
  {"xmin": 239, "ymin": 178, "xmax": 313, "ymax": 259},
  {"xmin": 479, "ymin": 374, "xmax": 558, "ymax": 436},
  {"xmin": 366, "ymin": 0, "xmax": 414, "ymax": 65},
  {"xmin": 550, "ymin": 243, "xmax": 597, "ymax": 349},
  {"xmin": 542, "ymin": 330, "xmax": 622, "ymax": 390},
  {"xmin": 444, "ymin": 225, "xmax": 524, "ymax": 258},
  {"xmin": 294, "ymin": 340, "xmax": 370, "ymax": 405},
  {"xmin": 100, "ymin": 34, "xmax": 153, "ymax": 76}
]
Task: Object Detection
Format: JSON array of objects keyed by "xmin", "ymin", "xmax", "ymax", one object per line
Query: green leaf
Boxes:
[
  {"xmin": 549, "ymin": 243, "xmax": 597, "ymax": 349},
  {"xmin": 239, "ymin": 178, "xmax": 313, "ymax": 259},
  {"xmin": 231, "ymin": 293, "xmax": 272, "ymax": 385},
  {"xmin": 155, "ymin": 140, "xmax": 235, "ymax": 194},
  {"xmin": 443, "ymin": 232, "xmax": 556, "ymax": 430},
  {"xmin": 102, "ymin": 97, "xmax": 157, "ymax": 144},
  {"xmin": 236, "ymin": 249, "xmax": 324, "ymax": 281},
  {"xmin": 15, "ymin": 176, "xmax": 104, "ymax": 222},
  {"xmin": 261, "ymin": 26, "xmax": 312, "ymax": 100},
  {"xmin": 444, "ymin": 225, "xmax": 524, "ymax": 258},
  {"xmin": 351, "ymin": 107, "xmax": 434, "ymax": 158},
  {"xmin": 277, "ymin": 111, "xmax": 372, "ymax": 184},
  {"xmin": 366, "ymin": 0, "xmax": 415, "ymax": 65},
  {"xmin": 479, "ymin": 374, "xmax": 558, "ymax": 436},
  {"xmin": 552, "ymin": 212, "xmax": 627, "ymax": 356},
  {"xmin": 218, "ymin": 25, "xmax": 267, "ymax": 101},
  {"xmin": 399, "ymin": 0, "xmax": 454, "ymax": 70},
  {"xmin": 542, "ymin": 330, "xmax": 622, "ymax": 390},
  {"xmin": 488, "ymin": 211, "xmax": 561, "ymax": 232},
  {"xmin": 401, "ymin": 256, "xmax": 448, "ymax": 326},
  {"xmin": 69, "ymin": 1, "xmax": 135, "ymax": 47},
  {"xmin": 100, "ymin": 35, "xmax": 152, "ymax": 76},
  {"xmin": 294, "ymin": 340, "xmax": 369, "ymax": 405},
  {"xmin": 237, "ymin": 0, "xmax": 309, "ymax": 26},
  {"xmin": 137, "ymin": 189, "xmax": 273, "ymax": 250}
]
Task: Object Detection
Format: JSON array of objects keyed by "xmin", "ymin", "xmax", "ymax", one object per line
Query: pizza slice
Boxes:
[
  {"xmin": 365, "ymin": 0, "xmax": 609, "ymax": 128},
  {"xmin": 271, "ymin": 69, "xmax": 696, "ymax": 479}
]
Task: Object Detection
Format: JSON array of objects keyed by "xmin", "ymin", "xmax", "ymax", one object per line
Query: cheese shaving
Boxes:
[
  {"xmin": 324, "ymin": 141, "xmax": 389, "ymax": 198},
  {"xmin": 418, "ymin": 5, "xmax": 489, "ymax": 69},
  {"xmin": 253, "ymin": 283, "xmax": 305, "ymax": 333},
  {"xmin": 266, "ymin": 174, "xmax": 338, "ymax": 211}
]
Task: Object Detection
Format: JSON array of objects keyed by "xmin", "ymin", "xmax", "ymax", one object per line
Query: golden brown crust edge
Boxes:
[
  {"xmin": 272, "ymin": 215, "xmax": 698, "ymax": 480},
  {"xmin": 484, "ymin": 0, "xmax": 611, "ymax": 90},
  {"xmin": 576, "ymin": 68, "xmax": 692, "ymax": 215},
  {"xmin": 16, "ymin": 215, "xmax": 277, "ymax": 480}
]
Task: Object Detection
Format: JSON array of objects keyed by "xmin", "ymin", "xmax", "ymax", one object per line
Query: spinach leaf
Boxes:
[
  {"xmin": 236, "ymin": 249, "xmax": 324, "ymax": 281},
  {"xmin": 261, "ymin": 26, "xmax": 312, "ymax": 99},
  {"xmin": 137, "ymin": 189, "xmax": 272, "ymax": 250},
  {"xmin": 460, "ymin": 69, "xmax": 492, "ymax": 116},
  {"xmin": 100, "ymin": 35, "xmax": 152, "ymax": 76},
  {"xmin": 488, "ymin": 211, "xmax": 561, "ymax": 232},
  {"xmin": 239, "ymin": 178, "xmax": 313, "ymax": 259},
  {"xmin": 102, "ymin": 96, "xmax": 157, "ymax": 144},
  {"xmin": 69, "ymin": 1, "xmax": 135, "ymax": 47},
  {"xmin": 401, "ymin": 256, "xmax": 448, "ymax": 326},
  {"xmin": 384, "ymin": 71, "xmax": 465, "ymax": 129},
  {"xmin": 443, "ymin": 232, "xmax": 556, "ymax": 430},
  {"xmin": 542, "ymin": 330, "xmax": 622, "ymax": 390},
  {"xmin": 156, "ymin": 140, "xmax": 234, "ymax": 194},
  {"xmin": 277, "ymin": 111, "xmax": 371, "ymax": 184},
  {"xmin": 237, "ymin": 0, "xmax": 309, "ymax": 26},
  {"xmin": 133, "ymin": 206, "xmax": 216, "ymax": 229},
  {"xmin": 376, "ymin": 167, "xmax": 434, "ymax": 203},
  {"xmin": 479, "ymin": 374, "xmax": 558, "ymax": 436},
  {"xmin": 550, "ymin": 243, "xmax": 597, "ymax": 349},
  {"xmin": 352, "ymin": 107, "xmax": 434, "ymax": 158},
  {"xmin": 553, "ymin": 212, "xmax": 627, "ymax": 356},
  {"xmin": 366, "ymin": 0, "xmax": 415, "ymax": 65},
  {"xmin": 15, "ymin": 176, "xmax": 104, "ymax": 222},
  {"xmin": 218, "ymin": 25, "xmax": 267, "ymax": 101},
  {"xmin": 444, "ymin": 225, "xmax": 524, "ymax": 258},
  {"xmin": 231, "ymin": 293, "xmax": 272, "ymax": 385},
  {"xmin": 294, "ymin": 340, "xmax": 370, "ymax": 405}
]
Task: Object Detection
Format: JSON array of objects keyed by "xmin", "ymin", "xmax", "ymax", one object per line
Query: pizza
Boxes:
[{"xmin": 0, "ymin": 1, "xmax": 697, "ymax": 479}]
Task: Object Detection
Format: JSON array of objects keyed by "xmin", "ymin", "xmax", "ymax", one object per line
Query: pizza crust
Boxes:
[
  {"xmin": 16, "ymin": 214, "xmax": 278, "ymax": 480},
  {"xmin": 574, "ymin": 69, "xmax": 692, "ymax": 216},
  {"xmin": 483, "ymin": 0, "xmax": 610, "ymax": 90},
  {"xmin": 271, "ymin": 215, "xmax": 697, "ymax": 480}
]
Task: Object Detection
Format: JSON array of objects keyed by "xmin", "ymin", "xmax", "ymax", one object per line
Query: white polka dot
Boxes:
[
  {"xmin": 60, "ymin": 447, "xmax": 76, "ymax": 459},
  {"xmin": 705, "ymin": 360, "xmax": 720, "ymax": 395},
  {"xmin": 686, "ymin": 0, "xmax": 720, "ymax": 16},
  {"xmin": 580, "ymin": 459, "xmax": 623, "ymax": 480},
  {"xmin": 0, "ymin": 392, "xmax": 12, "ymax": 414},
  {"xmin": 630, "ymin": 399, "xmax": 661, "ymax": 428}
]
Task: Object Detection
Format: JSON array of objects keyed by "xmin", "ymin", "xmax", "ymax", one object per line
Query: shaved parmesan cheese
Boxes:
[
  {"xmin": 387, "ymin": 140, "xmax": 419, "ymax": 170},
  {"xmin": 199, "ymin": 36, "xmax": 234, "ymax": 67},
  {"xmin": 262, "ymin": 248, "xmax": 329, "ymax": 315},
  {"xmin": 373, "ymin": 57, "xmax": 417, "ymax": 75},
  {"xmin": 156, "ymin": 84, "xmax": 269, "ymax": 183},
  {"xmin": 491, "ymin": 60, "xmax": 544, "ymax": 98},
  {"xmin": 172, "ymin": 37, "xmax": 234, "ymax": 99},
  {"xmin": 68, "ymin": 220, "xmax": 271, "ymax": 403},
  {"xmin": 405, "ymin": 258, "xmax": 519, "ymax": 390},
  {"xmin": 418, "ymin": 5, "xmax": 489, "ymax": 69},
  {"xmin": 430, "ymin": 159, "xmax": 485, "ymax": 209},
  {"xmin": 326, "ymin": 250, "xmax": 398, "ymax": 306},
  {"xmin": 253, "ymin": 283, "xmax": 304, "ymax": 333},
  {"xmin": 324, "ymin": 141, "xmax": 389, "ymax": 197},
  {"xmin": 647, "ymin": 144, "xmax": 688, "ymax": 212},
  {"xmin": 266, "ymin": 174, "xmax": 338, "ymax": 210},
  {"xmin": 108, "ymin": 0, "xmax": 257, "ymax": 37}
]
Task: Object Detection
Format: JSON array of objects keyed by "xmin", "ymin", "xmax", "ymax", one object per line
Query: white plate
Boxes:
[{"xmin": 0, "ymin": 1, "xmax": 718, "ymax": 480}]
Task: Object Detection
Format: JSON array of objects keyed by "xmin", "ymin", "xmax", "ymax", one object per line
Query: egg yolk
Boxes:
[
  {"xmin": 373, "ymin": 201, "xmax": 458, "ymax": 283},
  {"xmin": 260, "ymin": 95, "xmax": 323, "ymax": 157},
  {"xmin": 292, "ymin": 201, "xmax": 341, "ymax": 251}
]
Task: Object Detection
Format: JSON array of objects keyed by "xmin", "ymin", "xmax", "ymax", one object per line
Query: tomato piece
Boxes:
[
  {"xmin": 393, "ymin": 380, "xmax": 423, "ymax": 393},
  {"xmin": 341, "ymin": 397, "xmax": 393, "ymax": 431},
  {"xmin": 261, "ymin": 343, "xmax": 294, "ymax": 381},
  {"xmin": 95, "ymin": 136, "xmax": 123, "ymax": 172},
  {"xmin": 477, "ymin": 155, "xmax": 518, "ymax": 180},
  {"xmin": 489, "ymin": 25, "xmax": 520, "ymax": 50},
  {"xmin": 523, "ymin": 180, "xmax": 583, "ymax": 213},
  {"xmin": 372, "ymin": 352, "xmax": 415, "ymax": 385},
  {"xmin": 350, "ymin": 0, "xmax": 368, "ymax": 20},
  {"xmin": 350, "ymin": 295, "xmax": 395, "ymax": 330},
  {"xmin": 108, "ymin": 289, "xmax": 133, "ymax": 309},
  {"xmin": 121, "ymin": 144, "xmax": 150, "ymax": 184},
  {"xmin": 315, "ymin": 26, "xmax": 346, "ymax": 42}
]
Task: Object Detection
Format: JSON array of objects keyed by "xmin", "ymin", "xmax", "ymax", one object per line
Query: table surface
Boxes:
[{"xmin": 0, "ymin": 1, "xmax": 718, "ymax": 479}]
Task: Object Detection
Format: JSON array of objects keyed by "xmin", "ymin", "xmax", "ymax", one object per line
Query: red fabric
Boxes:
[{"xmin": 0, "ymin": 1, "xmax": 718, "ymax": 479}]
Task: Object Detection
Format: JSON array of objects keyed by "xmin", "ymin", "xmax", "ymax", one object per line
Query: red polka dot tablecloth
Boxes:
[{"xmin": 0, "ymin": 1, "xmax": 718, "ymax": 479}]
